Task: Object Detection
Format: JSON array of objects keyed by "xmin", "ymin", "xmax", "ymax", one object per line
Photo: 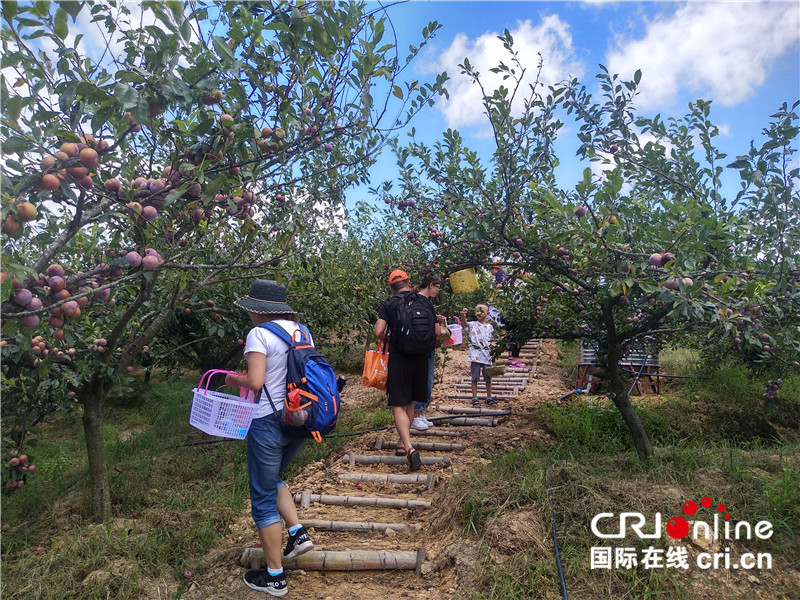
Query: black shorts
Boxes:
[{"xmin": 386, "ymin": 352, "xmax": 429, "ymax": 407}]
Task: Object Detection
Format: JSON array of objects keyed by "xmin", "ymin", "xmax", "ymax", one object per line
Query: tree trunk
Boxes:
[
  {"xmin": 607, "ymin": 356, "xmax": 653, "ymax": 460},
  {"xmin": 601, "ymin": 303, "xmax": 654, "ymax": 461},
  {"xmin": 82, "ymin": 381, "xmax": 111, "ymax": 522}
]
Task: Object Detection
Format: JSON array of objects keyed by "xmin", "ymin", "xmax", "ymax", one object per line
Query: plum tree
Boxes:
[
  {"xmin": 379, "ymin": 34, "xmax": 799, "ymax": 460},
  {"xmin": 0, "ymin": 1, "xmax": 446, "ymax": 520}
]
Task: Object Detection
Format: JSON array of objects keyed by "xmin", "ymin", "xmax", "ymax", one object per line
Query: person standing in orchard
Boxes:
[
  {"xmin": 410, "ymin": 273, "xmax": 447, "ymax": 432},
  {"xmin": 460, "ymin": 303, "xmax": 497, "ymax": 407},
  {"xmin": 374, "ymin": 270, "xmax": 437, "ymax": 471},
  {"xmin": 225, "ymin": 280, "xmax": 314, "ymax": 596}
]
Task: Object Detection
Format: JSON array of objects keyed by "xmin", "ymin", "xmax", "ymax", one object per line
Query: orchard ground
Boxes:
[{"xmin": 1, "ymin": 340, "xmax": 799, "ymax": 600}]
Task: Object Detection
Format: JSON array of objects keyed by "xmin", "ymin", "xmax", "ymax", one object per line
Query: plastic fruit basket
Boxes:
[{"xmin": 190, "ymin": 369, "xmax": 257, "ymax": 440}]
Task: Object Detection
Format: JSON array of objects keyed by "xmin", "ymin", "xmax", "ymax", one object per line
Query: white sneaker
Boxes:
[
  {"xmin": 421, "ymin": 415, "xmax": 434, "ymax": 427},
  {"xmin": 411, "ymin": 416, "xmax": 429, "ymax": 431}
]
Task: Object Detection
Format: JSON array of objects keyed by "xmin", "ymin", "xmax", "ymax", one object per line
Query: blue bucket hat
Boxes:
[{"xmin": 234, "ymin": 279, "xmax": 296, "ymax": 315}]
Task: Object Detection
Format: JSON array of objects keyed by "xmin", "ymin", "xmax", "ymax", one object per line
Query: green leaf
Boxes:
[
  {"xmin": 2, "ymin": 1, "xmax": 18, "ymax": 20},
  {"xmin": 392, "ymin": 85, "xmax": 403, "ymax": 99},
  {"xmin": 180, "ymin": 17, "xmax": 190, "ymax": 42},
  {"xmin": 56, "ymin": 0, "xmax": 82, "ymax": 20},
  {"xmin": 264, "ymin": 21, "xmax": 290, "ymax": 32},
  {"xmin": 2, "ymin": 136, "xmax": 29, "ymax": 153},
  {"xmin": 211, "ymin": 35, "xmax": 234, "ymax": 63},
  {"xmin": 113, "ymin": 82, "xmax": 139, "ymax": 108},
  {"xmin": 6, "ymin": 96, "xmax": 25, "ymax": 121},
  {"xmin": 54, "ymin": 7, "xmax": 68, "ymax": 39}
]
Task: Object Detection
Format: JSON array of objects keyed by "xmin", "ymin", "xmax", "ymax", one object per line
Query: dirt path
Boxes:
[{"xmin": 179, "ymin": 340, "xmax": 568, "ymax": 600}]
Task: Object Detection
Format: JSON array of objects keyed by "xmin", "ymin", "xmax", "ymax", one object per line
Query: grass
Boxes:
[
  {"xmin": 3, "ymin": 353, "xmax": 800, "ymax": 599},
  {"xmin": 450, "ymin": 442, "xmax": 800, "ymax": 600}
]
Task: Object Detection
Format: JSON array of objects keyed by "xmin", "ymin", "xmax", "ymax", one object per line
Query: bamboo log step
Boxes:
[
  {"xmin": 434, "ymin": 404, "xmax": 510, "ymax": 416},
  {"xmin": 343, "ymin": 454, "xmax": 449, "ymax": 467},
  {"xmin": 338, "ymin": 471, "xmax": 437, "ymax": 488},
  {"xmin": 375, "ymin": 438, "xmax": 463, "ymax": 452},
  {"xmin": 437, "ymin": 416, "xmax": 497, "ymax": 426},
  {"xmin": 453, "ymin": 384, "xmax": 519, "ymax": 391},
  {"xmin": 444, "ymin": 394, "xmax": 517, "ymax": 401},
  {"xmin": 459, "ymin": 377, "xmax": 527, "ymax": 384},
  {"xmin": 393, "ymin": 428, "xmax": 464, "ymax": 438},
  {"xmin": 294, "ymin": 492, "xmax": 431, "ymax": 509},
  {"xmin": 301, "ymin": 519, "xmax": 421, "ymax": 533},
  {"xmin": 241, "ymin": 547, "xmax": 425, "ymax": 572}
]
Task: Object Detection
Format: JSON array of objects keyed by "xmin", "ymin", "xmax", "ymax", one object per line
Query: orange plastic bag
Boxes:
[{"xmin": 361, "ymin": 343, "xmax": 389, "ymax": 391}]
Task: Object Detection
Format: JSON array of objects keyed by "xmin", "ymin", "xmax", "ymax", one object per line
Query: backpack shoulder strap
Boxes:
[{"xmin": 257, "ymin": 322, "xmax": 292, "ymax": 346}]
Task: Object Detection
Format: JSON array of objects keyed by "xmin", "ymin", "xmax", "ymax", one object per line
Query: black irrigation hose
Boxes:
[
  {"xmin": 546, "ymin": 462, "xmax": 570, "ymax": 600},
  {"xmin": 172, "ymin": 413, "xmax": 499, "ymax": 447}
]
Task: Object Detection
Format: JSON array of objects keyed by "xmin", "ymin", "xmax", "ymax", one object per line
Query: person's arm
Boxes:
[
  {"xmin": 374, "ymin": 318, "xmax": 388, "ymax": 342},
  {"xmin": 225, "ymin": 352, "xmax": 267, "ymax": 391}
]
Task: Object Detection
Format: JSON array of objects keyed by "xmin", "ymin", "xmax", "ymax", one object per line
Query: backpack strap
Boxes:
[
  {"xmin": 253, "ymin": 322, "xmax": 313, "ymax": 411},
  {"xmin": 257, "ymin": 322, "xmax": 313, "ymax": 347}
]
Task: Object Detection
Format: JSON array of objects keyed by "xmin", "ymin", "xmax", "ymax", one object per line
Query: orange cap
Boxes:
[{"xmin": 388, "ymin": 269, "xmax": 409, "ymax": 284}]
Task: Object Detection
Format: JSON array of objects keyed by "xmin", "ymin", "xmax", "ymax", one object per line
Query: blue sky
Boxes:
[{"xmin": 352, "ymin": 0, "xmax": 800, "ymax": 206}]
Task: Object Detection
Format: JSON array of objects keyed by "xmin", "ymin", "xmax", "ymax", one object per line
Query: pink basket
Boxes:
[
  {"xmin": 189, "ymin": 369, "xmax": 257, "ymax": 440},
  {"xmin": 443, "ymin": 317, "xmax": 463, "ymax": 346}
]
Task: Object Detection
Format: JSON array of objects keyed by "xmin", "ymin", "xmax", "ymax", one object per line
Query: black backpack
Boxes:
[{"xmin": 390, "ymin": 291, "xmax": 436, "ymax": 355}]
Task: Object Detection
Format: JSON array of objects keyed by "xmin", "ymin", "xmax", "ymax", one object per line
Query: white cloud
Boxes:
[
  {"xmin": 605, "ymin": 3, "xmax": 800, "ymax": 110},
  {"xmin": 424, "ymin": 16, "xmax": 585, "ymax": 129}
]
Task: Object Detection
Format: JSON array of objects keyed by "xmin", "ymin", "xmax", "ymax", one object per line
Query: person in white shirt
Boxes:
[
  {"xmin": 460, "ymin": 303, "xmax": 497, "ymax": 407},
  {"xmin": 225, "ymin": 279, "xmax": 313, "ymax": 597}
]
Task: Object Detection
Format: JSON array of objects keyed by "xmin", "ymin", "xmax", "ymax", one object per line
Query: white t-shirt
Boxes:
[
  {"xmin": 467, "ymin": 320, "xmax": 494, "ymax": 365},
  {"xmin": 243, "ymin": 320, "xmax": 314, "ymax": 419}
]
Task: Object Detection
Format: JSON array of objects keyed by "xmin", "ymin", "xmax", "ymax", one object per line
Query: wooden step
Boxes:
[
  {"xmin": 294, "ymin": 491, "xmax": 431, "ymax": 509},
  {"xmin": 434, "ymin": 404, "xmax": 510, "ymax": 416},
  {"xmin": 301, "ymin": 519, "xmax": 422, "ymax": 533},
  {"xmin": 338, "ymin": 472, "xmax": 437, "ymax": 489},
  {"xmin": 241, "ymin": 547, "xmax": 425, "ymax": 572},
  {"xmin": 375, "ymin": 438, "xmax": 463, "ymax": 452},
  {"xmin": 393, "ymin": 428, "xmax": 464, "ymax": 437},
  {"xmin": 343, "ymin": 454, "xmax": 450, "ymax": 467},
  {"xmin": 444, "ymin": 394, "xmax": 517, "ymax": 401},
  {"xmin": 436, "ymin": 416, "xmax": 498, "ymax": 427}
]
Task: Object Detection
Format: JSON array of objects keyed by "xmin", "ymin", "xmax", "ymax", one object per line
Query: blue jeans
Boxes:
[
  {"xmin": 246, "ymin": 412, "xmax": 306, "ymax": 530},
  {"xmin": 414, "ymin": 351, "xmax": 435, "ymax": 413}
]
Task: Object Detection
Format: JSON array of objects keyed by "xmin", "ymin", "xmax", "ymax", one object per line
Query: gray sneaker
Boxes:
[{"xmin": 411, "ymin": 416, "xmax": 429, "ymax": 431}]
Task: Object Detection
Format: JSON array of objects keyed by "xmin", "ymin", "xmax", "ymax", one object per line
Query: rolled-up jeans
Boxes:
[
  {"xmin": 246, "ymin": 412, "xmax": 306, "ymax": 530},
  {"xmin": 414, "ymin": 350, "xmax": 435, "ymax": 413}
]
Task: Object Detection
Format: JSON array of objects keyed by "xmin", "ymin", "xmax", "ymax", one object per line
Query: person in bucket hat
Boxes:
[{"xmin": 225, "ymin": 279, "xmax": 314, "ymax": 596}]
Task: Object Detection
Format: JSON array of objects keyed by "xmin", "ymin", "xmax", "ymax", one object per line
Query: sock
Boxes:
[
  {"xmin": 267, "ymin": 567, "xmax": 284, "ymax": 576},
  {"xmin": 288, "ymin": 524, "xmax": 302, "ymax": 536}
]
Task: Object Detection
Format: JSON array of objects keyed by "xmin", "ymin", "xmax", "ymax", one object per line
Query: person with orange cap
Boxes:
[{"xmin": 373, "ymin": 269, "xmax": 436, "ymax": 471}]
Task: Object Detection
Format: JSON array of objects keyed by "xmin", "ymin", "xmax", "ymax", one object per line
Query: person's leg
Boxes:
[
  {"xmin": 244, "ymin": 415, "xmax": 291, "ymax": 595},
  {"xmin": 393, "ymin": 404, "xmax": 414, "ymax": 455},
  {"xmin": 470, "ymin": 362, "xmax": 480, "ymax": 405},
  {"xmin": 258, "ymin": 522, "xmax": 283, "ymax": 570},
  {"xmin": 421, "ymin": 351, "xmax": 435, "ymax": 423}
]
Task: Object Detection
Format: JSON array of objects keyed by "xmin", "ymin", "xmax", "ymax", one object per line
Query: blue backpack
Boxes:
[{"xmin": 256, "ymin": 322, "xmax": 340, "ymax": 442}]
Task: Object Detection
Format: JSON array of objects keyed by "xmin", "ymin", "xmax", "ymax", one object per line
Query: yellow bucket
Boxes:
[{"xmin": 450, "ymin": 268, "xmax": 478, "ymax": 295}]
